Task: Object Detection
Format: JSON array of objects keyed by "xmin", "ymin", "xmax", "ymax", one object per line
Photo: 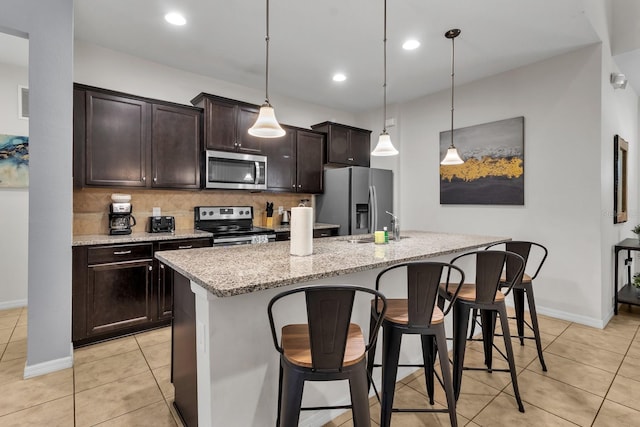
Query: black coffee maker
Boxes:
[{"xmin": 109, "ymin": 202, "xmax": 136, "ymax": 235}]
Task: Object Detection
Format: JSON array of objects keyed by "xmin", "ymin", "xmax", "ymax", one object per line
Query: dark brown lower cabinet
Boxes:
[
  {"xmin": 86, "ymin": 260, "xmax": 153, "ymax": 336},
  {"xmin": 156, "ymin": 238, "xmax": 211, "ymax": 321},
  {"xmin": 275, "ymin": 227, "xmax": 339, "ymax": 241},
  {"xmin": 72, "ymin": 237, "xmax": 211, "ymax": 346}
]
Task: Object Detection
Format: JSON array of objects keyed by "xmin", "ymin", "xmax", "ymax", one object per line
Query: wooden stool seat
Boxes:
[
  {"xmin": 373, "ymin": 299, "xmax": 444, "ymax": 325},
  {"xmin": 440, "ymin": 283, "xmax": 505, "ymax": 302},
  {"xmin": 282, "ymin": 324, "xmax": 365, "ymax": 368}
]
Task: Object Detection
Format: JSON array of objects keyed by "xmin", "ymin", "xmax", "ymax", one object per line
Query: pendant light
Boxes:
[
  {"xmin": 248, "ymin": 0, "xmax": 286, "ymax": 138},
  {"xmin": 440, "ymin": 29, "xmax": 464, "ymax": 165},
  {"xmin": 371, "ymin": 0, "xmax": 399, "ymax": 156}
]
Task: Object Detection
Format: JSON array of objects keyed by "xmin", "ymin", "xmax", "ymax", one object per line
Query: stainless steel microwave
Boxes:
[{"xmin": 204, "ymin": 150, "xmax": 267, "ymax": 190}]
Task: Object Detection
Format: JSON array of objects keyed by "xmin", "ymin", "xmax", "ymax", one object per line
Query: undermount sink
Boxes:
[{"xmin": 342, "ymin": 236, "xmax": 408, "ymax": 244}]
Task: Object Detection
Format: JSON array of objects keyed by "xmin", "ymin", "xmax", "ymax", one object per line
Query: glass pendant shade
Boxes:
[
  {"xmin": 440, "ymin": 147, "xmax": 464, "ymax": 165},
  {"xmin": 248, "ymin": 104, "xmax": 285, "ymax": 138},
  {"xmin": 371, "ymin": 132, "xmax": 399, "ymax": 156}
]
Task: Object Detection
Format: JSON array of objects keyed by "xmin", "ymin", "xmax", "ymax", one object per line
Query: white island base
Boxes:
[{"xmin": 159, "ymin": 232, "xmax": 509, "ymax": 426}]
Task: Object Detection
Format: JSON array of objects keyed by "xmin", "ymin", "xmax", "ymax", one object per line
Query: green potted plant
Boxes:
[
  {"xmin": 633, "ymin": 225, "xmax": 640, "ymax": 241},
  {"xmin": 633, "ymin": 273, "xmax": 640, "ymax": 293}
]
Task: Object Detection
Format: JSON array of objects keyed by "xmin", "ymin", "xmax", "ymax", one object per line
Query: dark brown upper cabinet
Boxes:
[
  {"xmin": 263, "ymin": 126, "xmax": 325, "ymax": 194},
  {"xmin": 191, "ymin": 93, "xmax": 263, "ymax": 154},
  {"xmin": 311, "ymin": 121, "xmax": 371, "ymax": 167},
  {"xmin": 74, "ymin": 84, "xmax": 202, "ymax": 189},
  {"xmin": 151, "ymin": 104, "xmax": 201, "ymax": 188}
]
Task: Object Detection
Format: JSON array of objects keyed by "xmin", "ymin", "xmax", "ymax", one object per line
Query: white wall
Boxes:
[
  {"xmin": 74, "ymin": 41, "xmax": 356, "ymax": 130},
  {"xmin": 0, "ymin": 61, "xmax": 28, "ymax": 308},
  {"xmin": 0, "ymin": 0, "xmax": 74, "ymax": 377},
  {"xmin": 361, "ymin": 44, "xmax": 614, "ymax": 326},
  {"xmin": 588, "ymin": 0, "xmax": 640, "ymax": 322}
]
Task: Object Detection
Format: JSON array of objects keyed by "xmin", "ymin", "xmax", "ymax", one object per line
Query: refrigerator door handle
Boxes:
[
  {"xmin": 368, "ymin": 185, "xmax": 374, "ymax": 232},
  {"xmin": 370, "ymin": 185, "xmax": 378, "ymax": 232}
]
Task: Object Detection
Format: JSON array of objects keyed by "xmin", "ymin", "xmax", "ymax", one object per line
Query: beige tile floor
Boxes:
[{"xmin": 1, "ymin": 305, "xmax": 640, "ymax": 426}]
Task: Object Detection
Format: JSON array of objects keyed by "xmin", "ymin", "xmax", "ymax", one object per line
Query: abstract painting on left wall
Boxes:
[{"xmin": 0, "ymin": 134, "xmax": 29, "ymax": 188}]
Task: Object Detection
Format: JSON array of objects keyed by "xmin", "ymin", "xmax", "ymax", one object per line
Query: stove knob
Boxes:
[
  {"xmin": 244, "ymin": 210, "xmax": 249, "ymax": 215},
  {"xmin": 209, "ymin": 210, "xmax": 214, "ymax": 216},
  {"xmin": 202, "ymin": 211, "xmax": 207, "ymax": 216}
]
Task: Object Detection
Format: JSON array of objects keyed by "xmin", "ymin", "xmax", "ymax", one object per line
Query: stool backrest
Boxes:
[
  {"xmin": 268, "ymin": 285, "xmax": 387, "ymax": 372},
  {"xmin": 451, "ymin": 250, "xmax": 525, "ymax": 303},
  {"xmin": 376, "ymin": 262, "xmax": 465, "ymax": 327},
  {"xmin": 485, "ymin": 240, "xmax": 548, "ymax": 281},
  {"xmin": 306, "ymin": 287, "xmax": 355, "ymax": 370}
]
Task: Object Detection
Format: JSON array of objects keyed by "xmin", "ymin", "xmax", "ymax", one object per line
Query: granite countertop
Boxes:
[
  {"xmin": 272, "ymin": 222, "xmax": 340, "ymax": 232},
  {"xmin": 155, "ymin": 231, "xmax": 509, "ymax": 298},
  {"xmin": 72, "ymin": 230, "xmax": 213, "ymax": 246}
]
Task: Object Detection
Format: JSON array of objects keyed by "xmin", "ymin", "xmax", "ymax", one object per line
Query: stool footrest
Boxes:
[
  {"xmin": 393, "ymin": 408, "xmax": 450, "ymax": 414},
  {"xmin": 301, "ymin": 404, "xmax": 352, "ymax": 412},
  {"xmin": 463, "ymin": 366, "xmax": 511, "ymax": 373}
]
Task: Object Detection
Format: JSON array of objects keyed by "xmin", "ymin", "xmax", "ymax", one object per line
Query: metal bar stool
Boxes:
[
  {"xmin": 439, "ymin": 250, "xmax": 526, "ymax": 412},
  {"xmin": 268, "ymin": 285, "xmax": 387, "ymax": 427},
  {"xmin": 367, "ymin": 262, "xmax": 465, "ymax": 427},
  {"xmin": 468, "ymin": 241, "xmax": 548, "ymax": 371}
]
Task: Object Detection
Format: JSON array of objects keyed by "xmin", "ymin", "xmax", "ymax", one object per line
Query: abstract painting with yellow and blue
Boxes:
[{"xmin": 440, "ymin": 117, "xmax": 523, "ymax": 205}]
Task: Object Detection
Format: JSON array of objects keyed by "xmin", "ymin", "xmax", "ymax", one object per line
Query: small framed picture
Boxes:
[{"xmin": 18, "ymin": 85, "xmax": 28, "ymax": 120}]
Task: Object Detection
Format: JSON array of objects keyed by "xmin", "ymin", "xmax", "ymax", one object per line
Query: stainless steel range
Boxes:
[{"xmin": 194, "ymin": 206, "xmax": 275, "ymax": 246}]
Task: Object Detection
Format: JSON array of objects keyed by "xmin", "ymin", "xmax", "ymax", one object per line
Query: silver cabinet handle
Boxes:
[
  {"xmin": 348, "ymin": 157, "xmax": 354, "ymax": 161},
  {"xmin": 160, "ymin": 264, "xmax": 165, "ymax": 270},
  {"xmin": 148, "ymin": 265, "xmax": 153, "ymax": 271},
  {"xmin": 298, "ymin": 184, "xmax": 302, "ymax": 188},
  {"xmin": 142, "ymin": 176, "xmax": 146, "ymax": 182},
  {"xmin": 153, "ymin": 177, "xmax": 157, "ymax": 183},
  {"xmin": 178, "ymin": 245, "xmax": 193, "ymax": 249},
  {"xmin": 292, "ymin": 185, "xmax": 296, "ymax": 188},
  {"xmin": 237, "ymin": 143, "xmax": 242, "ymax": 147},
  {"xmin": 113, "ymin": 250, "xmax": 132, "ymax": 255},
  {"xmin": 320, "ymin": 233, "xmax": 329, "ymax": 237}
]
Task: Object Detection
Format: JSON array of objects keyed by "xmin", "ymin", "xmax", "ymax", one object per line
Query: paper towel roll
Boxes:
[{"xmin": 290, "ymin": 207, "xmax": 313, "ymax": 256}]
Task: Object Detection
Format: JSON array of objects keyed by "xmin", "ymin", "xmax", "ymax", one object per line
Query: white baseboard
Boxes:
[
  {"xmin": 534, "ymin": 306, "xmax": 605, "ymax": 329},
  {"xmin": 504, "ymin": 301, "xmax": 606, "ymax": 329},
  {"xmin": 0, "ymin": 299, "xmax": 27, "ymax": 311},
  {"xmin": 23, "ymin": 343, "xmax": 74, "ymax": 379}
]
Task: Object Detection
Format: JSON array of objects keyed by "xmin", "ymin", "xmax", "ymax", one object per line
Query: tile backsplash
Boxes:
[{"xmin": 73, "ymin": 188, "xmax": 314, "ymax": 235}]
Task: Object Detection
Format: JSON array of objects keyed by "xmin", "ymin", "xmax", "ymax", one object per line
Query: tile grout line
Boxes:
[
  {"xmin": 134, "ymin": 333, "xmax": 180, "ymax": 427},
  {"xmin": 591, "ymin": 321, "xmax": 640, "ymax": 422}
]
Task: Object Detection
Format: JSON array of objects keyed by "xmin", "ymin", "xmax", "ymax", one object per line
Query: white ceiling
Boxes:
[
  {"xmin": 71, "ymin": 0, "xmax": 606, "ymax": 113},
  {"xmin": 0, "ymin": 1, "xmax": 610, "ymax": 112}
]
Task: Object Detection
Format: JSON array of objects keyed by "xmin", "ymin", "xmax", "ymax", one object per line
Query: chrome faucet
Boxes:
[{"xmin": 386, "ymin": 211, "xmax": 400, "ymax": 240}]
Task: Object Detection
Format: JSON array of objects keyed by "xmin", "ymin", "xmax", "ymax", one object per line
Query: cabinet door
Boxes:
[
  {"xmin": 203, "ymin": 97, "xmax": 237, "ymax": 151},
  {"xmin": 327, "ymin": 125, "xmax": 350, "ymax": 164},
  {"xmin": 151, "ymin": 104, "xmax": 201, "ymax": 188},
  {"xmin": 156, "ymin": 238, "xmax": 211, "ymax": 320},
  {"xmin": 85, "ymin": 260, "xmax": 153, "ymax": 337},
  {"xmin": 264, "ymin": 126, "xmax": 296, "ymax": 192},
  {"xmin": 85, "ymin": 91, "xmax": 150, "ymax": 187},
  {"xmin": 349, "ymin": 129, "xmax": 371, "ymax": 167},
  {"xmin": 236, "ymin": 105, "xmax": 263, "ymax": 154},
  {"xmin": 296, "ymin": 130, "xmax": 325, "ymax": 193}
]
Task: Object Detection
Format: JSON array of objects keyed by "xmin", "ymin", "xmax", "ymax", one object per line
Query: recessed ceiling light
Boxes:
[
  {"xmin": 402, "ymin": 39, "xmax": 420, "ymax": 50},
  {"xmin": 165, "ymin": 12, "xmax": 186, "ymax": 26},
  {"xmin": 333, "ymin": 73, "xmax": 347, "ymax": 82}
]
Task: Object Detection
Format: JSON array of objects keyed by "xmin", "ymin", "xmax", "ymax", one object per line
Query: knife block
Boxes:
[{"xmin": 261, "ymin": 212, "xmax": 274, "ymax": 228}]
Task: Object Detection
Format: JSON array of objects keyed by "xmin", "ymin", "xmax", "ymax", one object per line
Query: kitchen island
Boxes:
[{"xmin": 155, "ymin": 231, "xmax": 508, "ymax": 427}]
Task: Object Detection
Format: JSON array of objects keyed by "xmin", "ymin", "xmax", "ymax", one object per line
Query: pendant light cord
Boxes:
[
  {"xmin": 264, "ymin": 0, "xmax": 270, "ymax": 105},
  {"xmin": 450, "ymin": 33, "xmax": 455, "ymax": 149},
  {"xmin": 382, "ymin": 0, "xmax": 387, "ymax": 134}
]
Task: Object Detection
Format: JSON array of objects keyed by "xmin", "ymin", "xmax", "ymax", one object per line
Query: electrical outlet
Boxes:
[{"xmin": 278, "ymin": 206, "xmax": 284, "ymax": 215}]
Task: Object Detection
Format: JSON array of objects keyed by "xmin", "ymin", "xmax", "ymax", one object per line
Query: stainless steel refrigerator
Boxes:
[{"xmin": 316, "ymin": 166, "xmax": 393, "ymax": 236}]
